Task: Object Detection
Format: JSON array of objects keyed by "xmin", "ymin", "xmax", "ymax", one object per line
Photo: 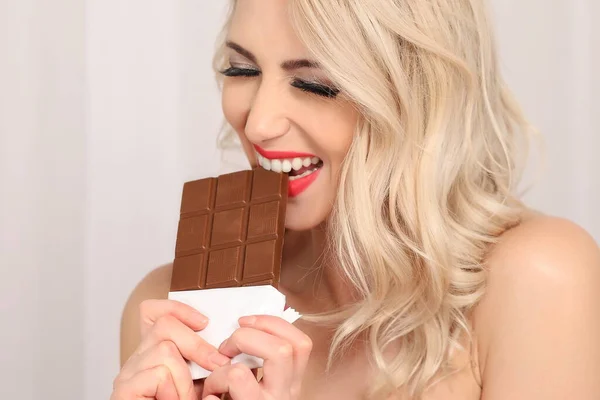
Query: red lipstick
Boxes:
[
  {"xmin": 253, "ymin": 145, "xmax": 322, "ymax": 198},
  {"xmin": 288, "ymin": 168, "xmax": 321, "ymax": 197},
  {"xmin": 253, "ymin": 145, "xmax": 315, "ymax": 160}
]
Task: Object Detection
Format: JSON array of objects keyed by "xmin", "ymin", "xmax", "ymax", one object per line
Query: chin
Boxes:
[
  {"xmin": 284, "ymin": 201, "xmax": 329, "ymax": 231},
  {"xmin": 283, "ymin": 170, "xmax": 335, "ymax": 231}
]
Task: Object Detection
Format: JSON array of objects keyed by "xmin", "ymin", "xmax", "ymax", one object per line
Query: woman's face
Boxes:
[{"xmin": 221, "ymin": 0, "xmax": 358, "ymax": 231}]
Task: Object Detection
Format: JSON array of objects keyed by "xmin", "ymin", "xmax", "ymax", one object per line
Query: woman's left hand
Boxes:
[{"xmin": 201, "ymin": 315, "xmax": 313, "ymax": 400}]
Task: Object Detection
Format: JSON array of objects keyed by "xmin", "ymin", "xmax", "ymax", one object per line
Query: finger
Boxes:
[
  {"xmin": 193, "ymin": 379, "xmax": 204, "ymax": 398},
  {"xmin": 112, "ymin": 365, "xmax": 178, "ymax": 400},
  {"xmin": 202, "ymin": 364, "xmax": 260, "ymax": 399},
  {"xmin": 139, "ymin": 299, "xmax": 208, "ymax": 337},
  {"xmin": 239, "ymin": 316, "xmax": 312, "ymax": 394},
  {"xmin": 118, "ymin": 340, "xmax": 195, "ymax": 400},
  {"xmin": 136, "ymin": 315, "xmax": 230, "ymax": 371},
  {"xmin": 219, "ymin": 327, "xmax": 293, "ymax": 394}
]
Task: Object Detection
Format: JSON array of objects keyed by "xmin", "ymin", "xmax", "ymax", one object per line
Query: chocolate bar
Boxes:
[{"xmin": 171, "ymin": 168, "xmax": 288, "ymax": 291}]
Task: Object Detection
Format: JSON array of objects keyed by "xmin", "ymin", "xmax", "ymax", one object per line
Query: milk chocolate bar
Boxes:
[{"xmin": 170, "ymin": 168, "xmax": 288, "ymax": 291}]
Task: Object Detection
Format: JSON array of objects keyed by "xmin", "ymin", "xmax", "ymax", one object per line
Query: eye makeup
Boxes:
[
  {"xmin": 290, "ymin": 79, "xmax": 340, "ymax": 98},
  {"xmin": 220, "ymin": 65, "xmax": 340, "ymax": 99},
  {"xmin": 221, "ymin": 66, "xmax": 260, "ymax": 77}
]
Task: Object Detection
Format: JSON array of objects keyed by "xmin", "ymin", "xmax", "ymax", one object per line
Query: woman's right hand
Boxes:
[{"xmin": 110, "ymin": 299, "xmax": 231, "ymax": 400}]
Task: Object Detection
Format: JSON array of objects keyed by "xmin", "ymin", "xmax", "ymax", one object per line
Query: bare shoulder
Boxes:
[
  {"xmin": 487, "ymin": 213, "xmax": 599, "ymax": 277},
  {"xmin": 472, "ymin": 214, "xmax": 600, "ymax": 398},
  {"xmin": 119, "ymin": 263, "xmax": 173, "ymax": 366},
  {"xmin": 479, "ymin": 214, "xmax": 600, "ymax": 305}
]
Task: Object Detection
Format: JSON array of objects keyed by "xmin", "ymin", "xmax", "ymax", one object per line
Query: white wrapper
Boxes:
[{"xmin": 168, "ymin": 285, "xmax": 301, "ymax": 380}]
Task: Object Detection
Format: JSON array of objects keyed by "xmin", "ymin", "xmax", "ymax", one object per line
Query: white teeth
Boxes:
[
  {"xmin": 281, "ymin": 159, "xmax": 292, "ymax": 173},
  {"xmin": 258, "ymin": 154, "xmax": 271, "ymax": 171},
  {"xmin": 255, "ymin": 151, "xmax": 321, "ymax": 173},
  {"xmin": 263, "ymin": 158, "xmax": 271, "ymax": 170},
  {"xmin": 292, "ymin": 158, "xmax": 303, "ymax": 171},
  {"xmin": 271, "ymin": 159, "xmax": 282, "ymax": 173}
]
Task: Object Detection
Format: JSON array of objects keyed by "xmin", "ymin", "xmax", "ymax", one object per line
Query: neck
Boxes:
[{"xmin": 280, "ymin": 227, "xmax": 355, "ymax": 311}]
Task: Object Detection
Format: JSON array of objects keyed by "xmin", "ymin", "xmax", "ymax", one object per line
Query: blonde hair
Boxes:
[{"xmin": 213, "ymin": 0, "xmax": 534, "ymax": 398}]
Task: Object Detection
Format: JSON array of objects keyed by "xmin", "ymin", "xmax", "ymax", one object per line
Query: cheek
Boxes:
[
  {"xmin": 222, "ymin": 83, "xmax": 256, "ymax": 165},
  {"xmin": 318, "ymin": 107, "xmax": 358, "ymax": 166},
  {"xmin": 221, "ymin": 83, "xmax": 248, "ymax": 133}
]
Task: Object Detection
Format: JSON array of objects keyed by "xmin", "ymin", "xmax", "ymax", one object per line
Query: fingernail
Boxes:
[
  {"xmin": 239, "ymin": 316, "xmax": 256, "ymax": 325},
  {"xmin": 218, "ymin": 339, "xmax": 228, "ymax": 352},
  {"xmin": 192, "ymin": 311, "xmax": 208, "ymax": 326},
  {"xmin": 208, "ymin": 352, "xmax": 230, "ymax": 367}
]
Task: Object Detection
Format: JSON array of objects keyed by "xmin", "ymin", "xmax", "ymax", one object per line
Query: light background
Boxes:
[{"xmin": 0, "ymin": 1, "xmax": 598, "ymax": 399}]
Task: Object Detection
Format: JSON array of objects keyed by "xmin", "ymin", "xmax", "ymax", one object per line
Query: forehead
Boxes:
[{"xmin": 228, "ymin": 0, "xmax": 310, "ymax": 60}]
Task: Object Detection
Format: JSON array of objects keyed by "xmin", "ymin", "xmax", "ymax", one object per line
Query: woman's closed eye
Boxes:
[
  {"xmin": 221, "ymin": 66, "xmax": 260, "ymax": 77},
  {"xmin": 290, "ymin": 79, "xmax": 340, "ymax": 98},
  {"xmin": 220, "ymin": 66, "xmax": 340, "ymax": 99}
]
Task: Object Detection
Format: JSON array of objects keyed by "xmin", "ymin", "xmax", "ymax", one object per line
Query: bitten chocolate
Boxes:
[{"xmin": 170, "ymin": 168, "xmax": 288, "ymax": 292}]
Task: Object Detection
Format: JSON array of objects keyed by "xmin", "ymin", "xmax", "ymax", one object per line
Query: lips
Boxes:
[
  {"xmin": 253, "ymin": 145, "xmax": 323, "ymax": 197},
  {"xmin": 286, "ymin": 167, "xmax": 321, "ymax": 197},
  {"xmin": 254, "ymin": 146, "xmax": 315, "ymax": 160}
]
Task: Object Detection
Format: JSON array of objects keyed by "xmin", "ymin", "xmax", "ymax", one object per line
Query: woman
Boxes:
[{"xmin": 111, "ymin": 0, "xmax": 600, "ymax": 399}]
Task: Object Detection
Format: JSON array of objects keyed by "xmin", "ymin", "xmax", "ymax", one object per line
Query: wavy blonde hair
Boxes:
[{"xmin": 213, "ymin": 0, "xmax": 534, "ymax": 398}]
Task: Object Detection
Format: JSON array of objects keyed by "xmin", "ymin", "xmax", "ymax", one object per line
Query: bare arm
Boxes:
[{"xmin": 475, "ymin": 217, "xmax": 600, "ymax": 399}]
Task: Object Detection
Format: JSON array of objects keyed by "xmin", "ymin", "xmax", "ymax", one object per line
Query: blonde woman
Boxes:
[{"xmin": 111, "ymin": 0, "xmax": 600, "ymax": 399}]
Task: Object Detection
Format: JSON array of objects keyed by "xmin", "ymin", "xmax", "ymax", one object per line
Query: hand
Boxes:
[
  {"xmin": 111, "ymin": 299, "xmax": 231, "ymax": 400},
  {"xmin": 202, "ymin": 315, "xmax": 312, "ymax": 400}
]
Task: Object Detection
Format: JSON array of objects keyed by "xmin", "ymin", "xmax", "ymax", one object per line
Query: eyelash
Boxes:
[{"xmin": 220, "ymin": 67, "xmax": 340, "ymax": 99}]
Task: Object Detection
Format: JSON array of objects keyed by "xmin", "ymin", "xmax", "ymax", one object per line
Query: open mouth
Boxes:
[
  {"xmin": 254, "ymin": 146, "xmax": 324, "ymax": 197},
  {"xmin": 257, "ymin": 154, "xmax": 323, "ymax": 180}
]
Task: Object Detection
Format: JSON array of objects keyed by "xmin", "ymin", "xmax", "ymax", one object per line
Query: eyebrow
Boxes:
[{"xmin": 225, "ymin": 41, "xmax": 321, "ymax": 70}]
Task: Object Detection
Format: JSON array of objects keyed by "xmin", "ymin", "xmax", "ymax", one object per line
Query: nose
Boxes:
[{"xmin": 244, "ymin": 81, "xmax": 290, "ymax": 143}]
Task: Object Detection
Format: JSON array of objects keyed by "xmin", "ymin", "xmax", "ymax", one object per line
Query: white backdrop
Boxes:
[
  {"xmin": 1, "ymin": 0, "xmax": 86, "ymax": 398},
  {"xmin": 0, "ymin": 1, "xmax": 598, "ymax": 399}
]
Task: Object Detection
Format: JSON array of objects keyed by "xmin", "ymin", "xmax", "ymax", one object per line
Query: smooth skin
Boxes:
[
  {"xmin": 114, "ymin": 217, "xmax": 600, "ymax": 400},
  {"xmin": 111, "ymin": 0, "xmax": 600, "ymax": 399}
]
